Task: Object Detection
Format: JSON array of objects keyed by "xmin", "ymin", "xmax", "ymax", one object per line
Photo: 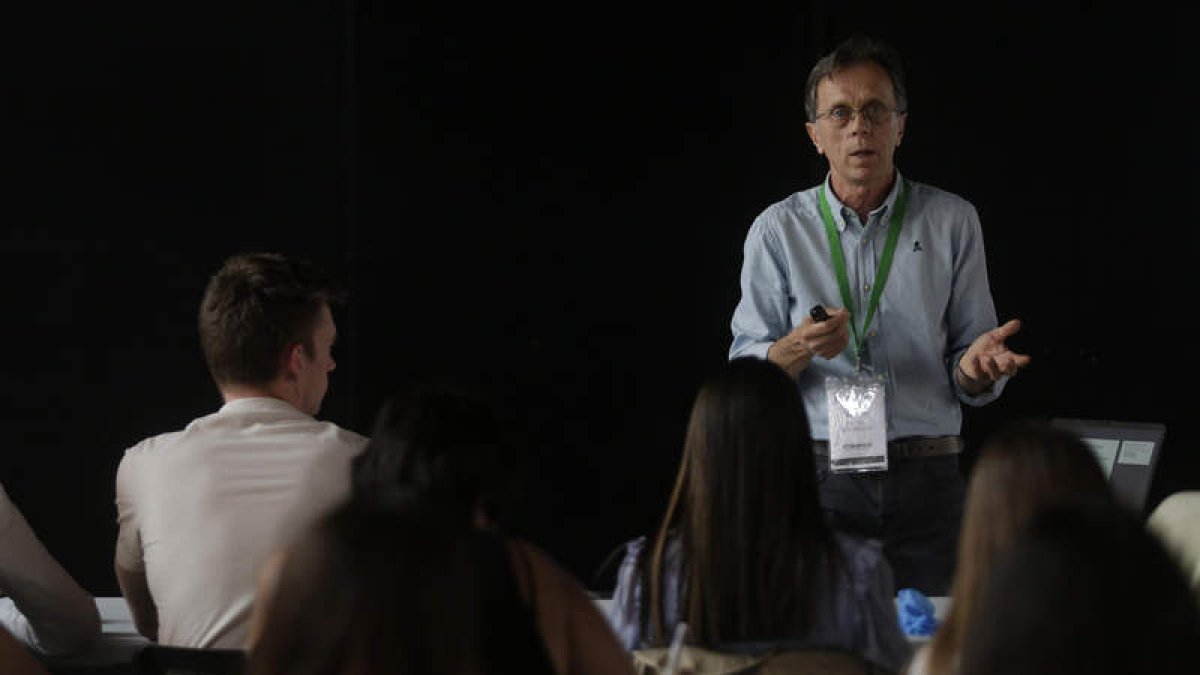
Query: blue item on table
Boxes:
[{"xmin": 897, "ymin": 588, "xmax": 939, "ymax": 637}]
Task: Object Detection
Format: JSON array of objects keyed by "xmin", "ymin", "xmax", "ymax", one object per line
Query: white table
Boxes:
[{"xmin": 40, "ymin": 598, "xmax": 149, "ymax": 672}]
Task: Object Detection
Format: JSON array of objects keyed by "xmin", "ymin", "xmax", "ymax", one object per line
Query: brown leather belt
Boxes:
[{"xmin": 812, "ymin": 435, "xmax": 962, "ymax": 460}]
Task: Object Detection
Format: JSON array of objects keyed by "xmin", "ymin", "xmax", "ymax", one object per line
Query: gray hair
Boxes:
[{"xmin": 804, "ymin": 35, "xmax": 908, "ymax": 122}]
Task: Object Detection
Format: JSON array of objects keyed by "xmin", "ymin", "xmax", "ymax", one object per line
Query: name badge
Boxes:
[{"xmin": 826, "ymin": 374, "xmax": 888, "ymax": 473}]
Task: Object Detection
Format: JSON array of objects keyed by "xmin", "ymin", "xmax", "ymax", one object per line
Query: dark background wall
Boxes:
[{"xmin": 3, "ymin": 1, "xmax": 1197, "ymax": 596}]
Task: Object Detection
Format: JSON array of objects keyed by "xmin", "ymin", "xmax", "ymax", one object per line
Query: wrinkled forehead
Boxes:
[{"xmin": 817, "ymin": 62, "xmax": 898, "ymax": 108}]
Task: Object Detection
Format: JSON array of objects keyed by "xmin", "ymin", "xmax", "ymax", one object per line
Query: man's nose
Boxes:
[{"xmin": 848, "ymin": 111, "xmax": 874, "ymax": 132}]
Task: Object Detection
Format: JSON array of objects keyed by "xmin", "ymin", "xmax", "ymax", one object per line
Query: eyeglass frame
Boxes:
[{"xmin": 812, "ymin": 101, "xmax": 906, "ymax": 127}]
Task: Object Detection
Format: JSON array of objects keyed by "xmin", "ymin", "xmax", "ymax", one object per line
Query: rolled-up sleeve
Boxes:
[
  {"xmin": 945, "ymin": 204, "xmax": 1007, "ymax": 406},
  {"xmin": 731, "ymin": 215, "xmax": 792, "ymax": 361}
]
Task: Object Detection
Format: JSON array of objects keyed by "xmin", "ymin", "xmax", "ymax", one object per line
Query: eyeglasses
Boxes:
[{"xmin": 814, "ymin": 102, "xmax": 902, "ymax": 127}]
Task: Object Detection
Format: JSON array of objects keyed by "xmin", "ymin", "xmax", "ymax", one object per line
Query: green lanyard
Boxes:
[{"xmin": 817, "ymin": 179, "xmax": 910, "ymax": 369}]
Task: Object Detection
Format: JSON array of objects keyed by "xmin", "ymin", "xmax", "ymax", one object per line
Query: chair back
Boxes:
[{"xmin": 134, "ymin": 645, "xmax": 247, "ymax": 675}]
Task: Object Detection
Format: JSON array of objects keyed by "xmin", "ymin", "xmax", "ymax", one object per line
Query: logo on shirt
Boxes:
[{"xmin": 912, "ymin": 240, "xmax": 923, "ymax": 252}]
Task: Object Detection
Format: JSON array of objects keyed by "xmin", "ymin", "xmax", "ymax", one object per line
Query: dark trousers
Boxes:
[{"xmin": 815, "ymin": 455, "xmax": 965, "ymax": 595}]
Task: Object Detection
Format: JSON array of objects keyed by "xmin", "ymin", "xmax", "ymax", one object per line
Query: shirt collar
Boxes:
[
  {"xmin": 821, "ymin": 169, "xmax": 905, "ymax": 232},
  {"xmin": 218, "ymin": 396, "xmax": 308, "ymax": 418}
]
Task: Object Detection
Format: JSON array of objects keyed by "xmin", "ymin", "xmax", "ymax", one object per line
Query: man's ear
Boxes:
[
  {"xmin": 281, "ymin": 343, "xmax": 305, "ymax": 380},
  {"xmin": 805, "ymin": 122, "xmax": 823, "ymax": 155},
  {"xmin": 895, "ymin": 112, "xmax": 907, "ymax": 146}
]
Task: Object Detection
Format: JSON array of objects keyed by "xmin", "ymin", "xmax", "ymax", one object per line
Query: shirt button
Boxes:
[{"xmin": 863, "ymin": 282, "xmax": 871, "ymax": 291}]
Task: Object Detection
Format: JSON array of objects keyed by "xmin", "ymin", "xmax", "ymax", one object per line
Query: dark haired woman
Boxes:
[
  {"xmin": 343, "ymin": 384, "xmax": 633, "ymax": 675},
  {"xmin": 911, "ymin": 420, "xmax": 1117, "ymax": 675},
  {"xmin": 960, "ymin": 504, "xmax": 1200, "ymax": 675},
  {"xmin": 609, "ymin": 358, "xmax": 909, "ymax": 672}
]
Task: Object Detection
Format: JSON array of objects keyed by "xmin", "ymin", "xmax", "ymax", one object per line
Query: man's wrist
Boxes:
[
  {"xmin": 956, "ymin": 361, "xmax": 993, "ymax": 391},
  {"xmin": 792, "ymin": 336, "xmax": 814, "ymax": 358},
  {"xmin": 767, "ymin": 337, "xmax": 813, "ymax": 377}
]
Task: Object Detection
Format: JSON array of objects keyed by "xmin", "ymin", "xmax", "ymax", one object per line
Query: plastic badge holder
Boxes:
[{"xmin": 826, "ymin": 373, "xmax": 888, "ymax": 473}]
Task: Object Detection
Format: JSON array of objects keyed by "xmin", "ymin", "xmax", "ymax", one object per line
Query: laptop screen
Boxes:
[{"xmin": 1050, "ymin": 418, "xmax": 1166, "ymax": 513}]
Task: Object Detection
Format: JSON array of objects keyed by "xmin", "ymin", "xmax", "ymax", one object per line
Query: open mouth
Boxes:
[{"xmin": 849, "ymin": 149, "xmax": 876, "ymax": 158}]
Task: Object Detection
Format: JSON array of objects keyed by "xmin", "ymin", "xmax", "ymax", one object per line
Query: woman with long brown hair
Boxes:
[
  {"xmin": 909, "ymin": 420, "xmax": 1116, "ymax": 675},
  {"xmin": 959, "ymin": 503, "xmax": 1200, "ymax": 675},
  {"xmin": 609, "ymin": 357, "xmax": 910, "ymax": 672}
]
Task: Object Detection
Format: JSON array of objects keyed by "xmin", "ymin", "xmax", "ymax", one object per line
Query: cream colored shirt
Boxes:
[
  {"xmin": 114, "ymin": 397, "xmax": 367, "ymax": 648},
  {"xmin": 1148, "ymin": 491, "xmax": 1200, "ymax": 600},
  {"xmin": 0, "ymin": 482, "xmax": 100, "ymax": 655}
]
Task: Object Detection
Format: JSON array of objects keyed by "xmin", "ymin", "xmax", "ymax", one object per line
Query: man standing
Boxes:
[
  {"xmin": 729, "ymin": 35, "xmax": 1028, "ymax": 594},
  {"xmin": 114, "ymin": 253, "xmax": 367, "ymax": 647}
]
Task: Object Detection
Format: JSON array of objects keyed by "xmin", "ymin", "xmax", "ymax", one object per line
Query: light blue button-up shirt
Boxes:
[{"xmin": 730, "ymin": 171, "xmax": 1006, "ymax": 441}]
